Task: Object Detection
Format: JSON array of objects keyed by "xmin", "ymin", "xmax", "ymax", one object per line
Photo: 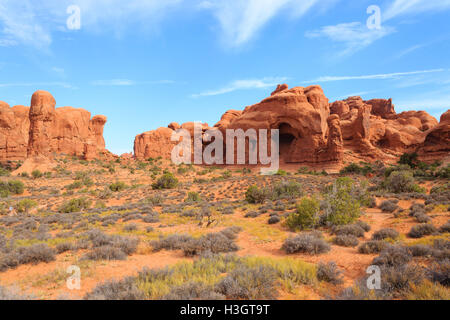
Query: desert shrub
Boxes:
[
  {"xmin": 340, "ymin": 163, "xmax": 363, "ymax": 175},
  {"xmin": 282, "ymin": 233, "xmax": 330, "ymax": 255},
  {"xmin": 317, "ymin": 262, "xmax": 343, "ymax": 284},
  {"xmin": 66, "ymin": 181, "xmax": 83, "ymax": 190},
  {"xmin": 59, "ymin": 197, "xmax": 92, "ymax": 213},
  {"xmin": 371, "ymin": 228, "xmax": 399, "ymax": 241},
  {"xmin": 152, "ymin": 173, "xmax": 178, "ymax": 190},
  {"xmin": 0, "ymin": 167, "xmax": 10, "ymax": 177},
  {"xmin": 379, "ymin": 200, "xmax": 399, "ymax": 213},
  {"xmin": 151, "ymin": 234, "xmax": 193, "ymax": 252},
  {"xmin": 219, "ymin": 227, "xmax": 242, "ymax": 240},
  {"xmin": 183, "ymin": 232, "xmax": 239, "ymax": 257},
  {"xmin": 435, "ymin": 165, "xmax": 450, "ymax": 179},
  {"xmin": 163, "ymin": 282, "xmax": 224, "ymax": 300},
  {"xmin": 427, "ymin": 259, "xmax": 449, "ymax": 287},
  {"xmin": 56, "ymin": 242, "xmax": 76, "ymax": 254},
  {"xmin": 185, "ymin": 192, "xmax": 201, "ymax": 203},
  {"xmin": 398, "ymin": 152, "xmax": 419, "ymax": 168},
  {"xmin": 322, "ymin": 178, "xmax": 361, "ymax": 226},
  {"xmin": 271, "ymin": 181, "xmax": 303, "ymax": 200},
  {"xmin": 0, "ymin": 180, "xmax": 25, "ymax": 197},
  {"xmin": 381, "ymin": 264, "xmax": 426, "ymax": 297},
  {"xmin": 382, "ymin": 171, "xmax": 424, "ymax": 194},
  {"xmin": 372, "ymin": 245, "xmax": 412, "ymax": 267},
  {"xmin": 81, "ymin": 230, "xmax": 139, "ymax": 261},
  {"xmin": 0, "ymin": 244, "xmax": 56, "ymax": 271},
  {"xmin": 415, "ymin": 213, "xmax": 431, "ymax": 223},
  {"xmin": 268, "ymin": 215, "xmax": 280, "ymax": 224},
  {"xmin": 82, "ymin": 246, "xmax": 127, "ymax": 261},
  {"xmin": 216, "ymin": 265, "xmax": 278, "ymax": 300},
  {"xmin": 332, "ymin": 224, "xmax": 365, "ymax": 237},
  {"xmin": 123, "ymin": 223, "xmax": 138, "ymax": 232},
  {"xmin": 0, "ymin": 285, "xmax": 34, "ymax": 300},
  {"xmin": 152, "ymin": 228, "xmax": 241, "ymax": 257},
  {"xmin": 285, "ymin": 197, "xmax": 320, "ymax": 231},
  {"xmin": 408, "ymin": 224, "xmax": 439, "ymax": 238},
  {"xmin": 355, "ymin": 220, "xmax": 371, "ymax": 232},
  {"xmin": 245, "ymin": 185, "xmax": 270, "ymax": 204},
  {"xmin": 335, "ymin": 279, "xmax": 386, "ymax": 300},
  {"xmin": 406, "ymin": 280, "xmax": 450, "ymax": 300},
  {"xmin": 14, "ymin": 199, "xmax": 38, "ymax": 213},
  {"xmin": 109, "ymin": 181, "xmax": 127, "ymax": 192},
  {"xmin": 31, "ymin": 170, "xmax": 43, "ymax": 179},
  {"xmin": 144, "ymin": 195, "xmax": 163, "ymax": 205},
  {"xmin": 333, "ymin": 235, "xmax": 359, "ymax": 247},
  {"xmin": 439, "ymin": 221, "xmax": 450, "ymax": 233},
  {"xmin": 358, "ymin": 240, "xmax": 387, "ymax": 254},
  {"xmin": 84, "ymin": 277, "xmax": 145, "ymax": 300},
  {"xmin": 407, "ymin": 244, "xmax": 434, "ymax": 257},
  {"xmin": 409, "ymin": 203, "xmax": 425, "ymax": 216}
]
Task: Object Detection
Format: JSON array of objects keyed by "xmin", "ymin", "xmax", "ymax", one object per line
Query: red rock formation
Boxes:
[
  {"xmin": 0, "ymin": 102, "xmax": 30, "ymax": 161},
  {"xmin": 1, "ymin": 90, "xmax": 108, "ymax": 161},
  {"xmin": 133, "ymin": 84, "xmax": 446, "ymax": 166},
  {"xmin": 134, "ymin": 127, "xmax": 177, "ymax": 160},
  {"xmin": 418, "ymin": 110, "xmax": 450, "ymax": 161}
]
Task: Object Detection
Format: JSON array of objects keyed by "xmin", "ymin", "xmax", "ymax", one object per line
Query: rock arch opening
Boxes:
[{"xmin": 278, "ymin": 123, "xmax": 296, "ymax": 162}]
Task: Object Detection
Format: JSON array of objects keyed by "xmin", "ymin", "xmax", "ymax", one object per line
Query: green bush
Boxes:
[
  {"xmin": 382, "ymin": 171, "xmax": 425, "ymax": 193},
  {"xmin": 245, "ymin": 185, "xmax": 270, "ymax": 204},
  {"xmin": 340, "ymin": 163, "xmax": 373, "ymax": 176},
  {"xmin": 0, "ymin": 180, "xmax": 25, "ymax": 198},
  {"xmin": 271, "ymin": 181, "xmax": 303, "ymax": 200},
  {"xmin": 31, "ymin": 170, "xmax": 43, "ymax": 179},
  {"xmin": 286, "ymin": 197, "xmax": 320, "ymax": 231},
  {"xmin": 435, "ymin": 165, "xmax": 450, "ymax": 179},
  {"xmin": 59, "ymin": 197, "xmax": 92, "ymax": 213},
  {"xmin": 109, "ymin": 181, "xmax": 127, "ymax": 192},
  {"xmin": 152, "ymin": 172, "xmax": 178, "ymax": 190},
  {"xmin": 322, "ymin": 178, "xmax": 361, "ymax": 225},
  {"xmin": 14, "ymin": 199, "xmax": 38, "ymax": 213},
  {"xmin": 185, "ymin": 192, "xmax": 201, "ymax": 203},
  {"xmin": 0, "ymin": 167, "xmax": 10, "ymax": 177},
  {"xmin": 398, "ymin": 152, "xmax": 419, "ymax": 168}
]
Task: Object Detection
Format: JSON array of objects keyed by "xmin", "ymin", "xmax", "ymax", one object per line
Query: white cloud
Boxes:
[
  {"xmin": 0, "ymin": 0, "xmax": 52, "ymax": 49},
  {"xmin": 200, "ymin": 0, "xmax": 330, "ymax": 47},
  {"xmin": 305, "ymin": 22, "xmax": 395, "ymax": 56},
  {"xmin": 304, "ymin": 69, "xmax": 444, "ymax": 83},
  {"xmin": 191, "ymin": 77, "xmax": 288, "ymax": 97},
  {"xmin": 91, "ymin": 79, "xmax": 136, "ymax": 86},
  {"xmin": 384, "ymin": 0, "xmax": 450, "ymax": 21},
  {"xmin": 0, "ymin": 0, "xmax": 183, "ymax": 49},
  {"xmin": 0, "ymin": 0, "xmax": 338, "ymax": 49},
  {"xmin": 91, "ymin": 79, "xmax": 175, "ymax": 86}
]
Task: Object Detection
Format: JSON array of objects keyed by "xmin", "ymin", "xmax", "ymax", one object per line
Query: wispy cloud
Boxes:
[
  {"xmin": 384, "ymin": 0, "xmax": 450, "ymax": 21},
  {"xmin": 199, "ymin": 0, "xmax": 334, "ymax": 47},
  {"xmin": 191, "ymin": 77, "xmax": 288, "ymax": 98},
  {"xmin": 305, "ymin": 22, "xmax": 395, "ymax": 56},
  {"xmin": 0, "ymin": 0, "xmax": 183, "ymax": 49},
  {"xmin": 0, "ymin": 0, "xmax": 52, "ymax": 49},
  {"xmin": 304, "ymin": 69, "xmax": 445, "ymax": 83},
  {"xmin": 91, "ymin": 79, "xmax": 174, "ymax": 86}
]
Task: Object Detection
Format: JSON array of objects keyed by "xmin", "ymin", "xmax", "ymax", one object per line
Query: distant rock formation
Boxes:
[
  {"xmin": 0, "ymin": 90, "xmax": 108, "ymax": 161},
  {"xmin": 134, "ymin": 84, "xmax": 449, "ymax": 166},
  {"xmin": 418, "ymin": 110, "xmax": 450, "ymax": 161}
]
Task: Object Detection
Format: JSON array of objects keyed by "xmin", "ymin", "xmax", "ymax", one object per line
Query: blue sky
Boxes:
[{"xmin": 1, "ymin": 0, "xmax": 449, "ymax": 154}]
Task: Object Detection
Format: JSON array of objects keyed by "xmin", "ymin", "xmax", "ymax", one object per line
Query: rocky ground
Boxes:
[{"xmin": 0, "ymin": 156, "xmax": 448, "ymax": 300}]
